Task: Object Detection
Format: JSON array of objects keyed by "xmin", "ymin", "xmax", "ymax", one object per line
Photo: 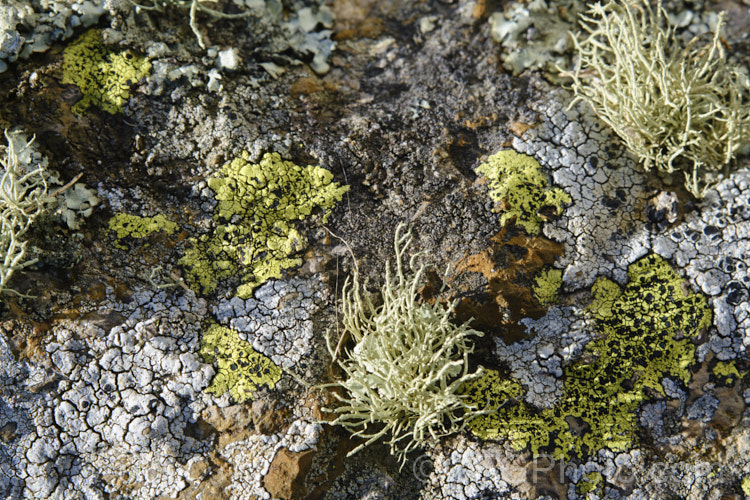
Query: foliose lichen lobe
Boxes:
[
  {"xmin": 199, "ymin": 323, "xmax": 282, "ymax": 403},
  {"xmin": 476, "ymin": 150, "xmax": 571, "ymax": 235},
  {"xmin": 179, "ymin": 151, "xmax": 348, "ymax": 298},
  {"xmin": 62, "ymin": 29, "xmax": 151, "ymax": 114}
]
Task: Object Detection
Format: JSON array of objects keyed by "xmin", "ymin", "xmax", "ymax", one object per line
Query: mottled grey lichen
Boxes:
[
  {"xmin": 1, "ymin": 287, "xmax": 215, "ymax": 498},
  {"xmin": 0, "ymin": 0, "xmax": 105, "ymax": 73}
]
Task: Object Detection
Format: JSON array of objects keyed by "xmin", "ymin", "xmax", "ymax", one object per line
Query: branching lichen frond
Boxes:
[
  {"xmin": 323, "ymin": 223, "xmax": 485, "ymax": 468},
  {"xmin": 563, "ymin": 0, "xmax": 750, "ymax": 197},
  {"xmin": 0, "ymin": 130, "xmax": 51, "ymax": 295}
]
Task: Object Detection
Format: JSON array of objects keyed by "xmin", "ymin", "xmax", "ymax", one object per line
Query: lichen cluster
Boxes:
[
  {"xmin": 476, "ymin": 150, "xmax": 571, "ymax": 235},
  {"xmin": 179, "ymin": 151, "xmax": 348, "ymax": 299},
  {"xmin": 325, "ymin": 223, "xmax": 485, "ymax": 467},
  {"xmin": 62, "ymin": 29, "xmax": 151, "ymax": 114},
  {"xmin": 199, "ymin": 323, "xmax": 282, "ymax": 403},
  {"xmin": 463, "ymin": 254, "xmax": 712, "ymax": 460},
  {"xmin": 566, "ymin": 0, "xmax": 750, "ymax": 198},
  {"xmin": 108, "ymin": 214, "xmax": 178, "ymax": 250}
]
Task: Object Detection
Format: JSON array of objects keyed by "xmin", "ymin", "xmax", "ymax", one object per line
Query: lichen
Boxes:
[
  {"xmin": 199, "ymin": 323, "xmax": 282, "ymax": 403},
  {"xmin": 532, "ymin": 267, "xmax": 562, "ymax": 306},
  {"xmin": 742, "ymin": 476, "xmax": 750, "ymax": 497},
  {"xmin": 108, "ymin": 214, "xmax": 178, "ymax": 250},
  {"xmin": 463, "ymin": 254, "xmax": 712, "ymax": 460},
  {"xmin": 476, "ymin": 150, "xmax": 571, "ymax": 235},
  {"xmin": 565, "ymin": 0, "xmax": 750, "ymax": 198},
  {"xmin": 179, "ymin": 151, "xmax": 348, "ymax": 298},
  {"xmin": 713, "ymin": 360, "xmax": 741, "ymax": 385},
  {"xmin": 62, "ymin": 29, "xmax": 151, "ymax": 115},
  {"xmin": 488, "ymin": 0, "xmax": 586, "ymax": 78},
  {"xmin": 0, "ymin": 130, "xmax": 51, "ymax": 295},
  {"xmin": 577, "ymin": 471, "xmax": 603, "ymax": 495},
  {"xmin": 324, "ymin": 223, "xmax": 485, "ymax": 468}
]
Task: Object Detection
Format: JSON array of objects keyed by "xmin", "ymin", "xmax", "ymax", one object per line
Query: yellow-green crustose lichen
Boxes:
[
  {"xmin": 62, "ymin": 29, "xmax": 151, "ymax": 114},
  {"xmin": 477, "ymin": 150, "xmax": 571, "ymax": 235},
  {"xmin": 742, "ymin": 476, "xmax": 750, "ymax": 496},
  {"xmin": 462, "ymin": 254, "xmax": 712, "ymax": 460},
  {"xmin": 713, "ymin": 360, "xmax": 741, "ymax": 385},
  {"xmin": 577, "ymin": 471, "xmax": 603, "ymax": 495},
  {"xmin": 179, "ymin": 152, "xmax": 348, "ymax": 299},
  {"xmin": 108, "ymin": 214, "xmax": 178, "ymax": 250},
  {"xmin": 199, "ymin": 323, "xmax": 282, "ymax": 403},
  {"xmin": 533, "ymin": 268, "xmax": 563, "ymax": 306}
]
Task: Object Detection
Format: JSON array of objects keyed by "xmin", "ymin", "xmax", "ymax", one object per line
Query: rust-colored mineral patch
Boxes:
[
  {"xmin": 263, "ymin": 447, "xmax": 316, "ymax": 500},
  {"xmin": 445, "ymin": 226, "xmax": 564, "ymax": 342}
]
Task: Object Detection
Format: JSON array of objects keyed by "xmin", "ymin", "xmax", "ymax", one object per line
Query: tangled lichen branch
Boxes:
[
  {"xmin": 0, "ymin": 130, "xmax": 50, "ymax": 295},
  {"xmin": 323, "ymin": 223, "xmax": 485, "ymax": 467},
  {"xmin": 564, "ymin": 0, "xmax": 750, "ymax": 197}
]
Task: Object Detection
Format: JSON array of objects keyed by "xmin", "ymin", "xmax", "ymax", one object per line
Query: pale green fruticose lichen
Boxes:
[
  {"xmin": 462, "ymin": 254, "xmax": 712, "ymax": 460},
  {"xmin": 62, "ymin": 29, "xmax": 151, "ymax": 115},
  {"xmin": 565, "ymin": 0, "xmax": 750, "ymax": 198},
  {"xmin": 179, "ymin": 151, "xmax": 348, "ymax": 299},
  {"xmin": 108, "ymin": 213, "xmax": 178, "ymax": 250},
  {"xmin": 533, "ymin": 268, "xmax": 563, "ymax": 306},
  {"xmin": 199, "ymin": 323, "xmax": 282, "ymax": 403},
  {"xmin": 324, "ymin": 223, "xmax": 486, "ymax": 468},
  {"xmin": 477, "ymin": 150, "xmax": 571, "ymax": 235},
  {"xmin": 0, "ymin": 130, "xmax": 51, "ymax": 296}
]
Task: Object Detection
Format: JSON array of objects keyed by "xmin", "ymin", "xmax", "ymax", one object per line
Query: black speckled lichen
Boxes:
[{"xmin": 462, "ymin": 254, "xmax": 712, "ymax": 460}]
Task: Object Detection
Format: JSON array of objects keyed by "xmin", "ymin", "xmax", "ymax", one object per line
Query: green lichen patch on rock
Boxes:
[
  {"xmin": 712, "ymin": 360, "xmax": 742, "ymax": 385},
  {"xmin": 463, "ymin": 254, "xmax": 712, "ymax": 460},
  {"xmin": 199, "ymin": 323, "xmax": 282, "ymax": 403},
  {"xmin": 62, "ymin": 29, "xmax": 151, "ymax": 115},
  {"xmin": 476, "ymin": 150, "xmax": 571, "ymax": 235},
  {"xmin": 179, "ymin": 152, "xmax": 348, "ymax": 298},
  {"xmin": 108, "ymin": 214, "xmax": 178, "ymax": 250},
  {"xmin": 532, "ymin": 268, "xmax": 563, "ymax": 306}
]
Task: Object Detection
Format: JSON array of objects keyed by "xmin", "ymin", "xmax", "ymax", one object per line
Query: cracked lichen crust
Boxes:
[
  {"xmin": 1, "ymin": 288, "xmax": 215, "ymax": 498},
  {"xmin": 62, "ymin": 29, "xmax": 151, "ymax": 114},
  {"xmin": 213, "ymin": 275, "xmax": 327, "ymax": 369},
  {"xmin": 179, "ymin": 151, "xmax": 348, "ymax": 299},
  {"xmin": 566, "ymin": 0, "xmax": 750, "ymax": 198},
  {"xmin": 476, "ymin": 150, "xmax": 571, "ymax": 235},
  {"xmin": 653, "ymin": 169, "xmax": 750, "ymax": 360},
  {"xmin": 221, "ymin": 418, "xmax": 321, "ymax": 500},
  {"xmin": 464, "ymin": 254, "xmax": 712, "ymax": 460},
  {"xmin": 421, "ymin": 435, "xmax": 519, "ymax": 499},
  {"xmin": 108, "ymin": 213, "xmax": 178, "ymax": 250},
  {"xmin": 199, "ymin": 323, "xmax": 282, "ymax": 403},
  {"xmin": 324, "ymin": 223, "xmax": 485, "ymax": 467}
]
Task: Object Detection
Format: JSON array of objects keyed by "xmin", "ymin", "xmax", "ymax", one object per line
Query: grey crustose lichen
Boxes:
[{"xmin": 324, "ymin": 223, "xmax": 486, "ymax": 468}]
